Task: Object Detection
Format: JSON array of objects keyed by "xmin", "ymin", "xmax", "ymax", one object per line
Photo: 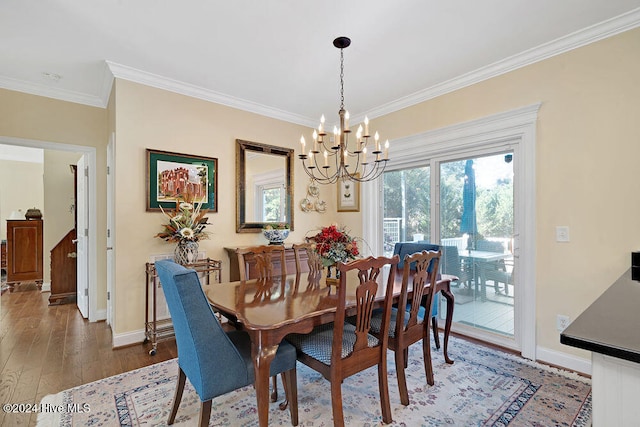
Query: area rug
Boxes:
[{"xmin": 37, "ymin": 336, "xmax": 591, "ymax": 426}]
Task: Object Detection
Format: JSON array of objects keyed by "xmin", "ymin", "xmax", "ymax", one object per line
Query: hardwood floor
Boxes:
[{"xmin": 0, "ymin": 282, "xmax": 177, "ymax": 427}]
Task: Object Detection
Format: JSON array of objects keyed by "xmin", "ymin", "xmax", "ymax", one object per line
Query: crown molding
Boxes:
[
  {"xmin": 105, "ymin": 61, "xmax": 317, "ymax": 127},
  {"xmin": 363, "ymin": 7, "xmax": 640, "ymax": 121},
  {"xmin": 2, "ymin": 8, "xmax": 638, "ymax": 123},
  {"xmin": 0, "ymin": 74, "xmax": 106, "ymax": 108}
]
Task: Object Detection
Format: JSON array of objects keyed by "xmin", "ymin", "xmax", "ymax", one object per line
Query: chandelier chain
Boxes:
[{"xmin": 339, "ymin": 48, "xmax": 345, "ymax": 111}]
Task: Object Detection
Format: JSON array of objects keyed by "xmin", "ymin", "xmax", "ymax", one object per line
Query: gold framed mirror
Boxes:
[{"xmin": 236, "ymin": 139, "xmax": 294, "ymax": 232}]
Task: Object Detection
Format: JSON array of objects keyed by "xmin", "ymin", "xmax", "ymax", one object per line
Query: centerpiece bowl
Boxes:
[{"xmin": 263, "ymin": 228, "xmax": 290, "ymax": 245}]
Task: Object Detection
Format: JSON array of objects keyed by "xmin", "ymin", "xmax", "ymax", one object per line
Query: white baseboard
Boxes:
[
  {"xmin": 536, "ymin": 345, "xmax": 592, "ymax": 376},
  {"xmin": 40, "ymin": 281, "xmax": 51, "ymax": 292},
  {"xmin": 112, "ymin": 328, "xmax": 146, "ymax": 348}
]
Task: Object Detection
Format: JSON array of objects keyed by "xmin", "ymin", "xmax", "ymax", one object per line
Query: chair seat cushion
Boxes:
[
  {"xmin": 227, "ymin": 330, "xmax": 297, "ymax": 377},
  {"xmin": 287, "ymin": 322, "xmax": 379, "ymax": 366},
  {"xmin": 371, "ymin": 306, "xmax": 426, "ymax": 338}
]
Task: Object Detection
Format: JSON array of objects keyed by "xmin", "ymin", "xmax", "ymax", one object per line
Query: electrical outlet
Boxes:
[{"xmin": 557, "ymin": 314, "xmax": 571, "ymax": 331}]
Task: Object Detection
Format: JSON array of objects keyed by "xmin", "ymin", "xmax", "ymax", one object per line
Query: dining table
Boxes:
[{"xmin": 204, "ymin": 269, "xmax": 457, "ymax": 427}]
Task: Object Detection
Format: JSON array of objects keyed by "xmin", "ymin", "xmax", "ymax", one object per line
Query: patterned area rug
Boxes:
[{"xmin": 37, "ymin": 336, "xmax": 591, "ymax": 426}]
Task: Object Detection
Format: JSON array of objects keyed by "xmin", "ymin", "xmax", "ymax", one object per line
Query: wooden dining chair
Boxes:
[
  {"xmin": 154, "ymin": 260, "xmax": 299, "ymax": 426},
  {"xmin": 291, "ymin": 242, "xmax": 323, "ymax": 276},
  {"xmin": 287, "ymin": 255, "xmax": 400, "ymax": 426},
  {"xmin": 236, "ymin": 245, "xmax": 287, "ymax": 281},
  {"xmin": 236, "ymin": 244, "xmax": 288, "ymax": 403},
  {"xmin": 370, "ymin": 250, "xmax": 448, "ymax": 406}
]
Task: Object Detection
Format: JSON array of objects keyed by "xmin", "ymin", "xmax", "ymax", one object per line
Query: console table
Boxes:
[
  {"xmin": 224, "ymin": 244, "xmax": 309, "ymax": 281},
  {"xmin": 144, "ymin": 258, "xmax": 222, "ymax": 355},
  {"xmin": 561, "ymin": 268, "xmax": 640, "ymax": 425}
]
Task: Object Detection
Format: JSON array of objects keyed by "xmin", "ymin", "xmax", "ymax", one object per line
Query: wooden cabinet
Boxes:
[
  {"xmin": 6, "ymin": 219, "xmax": 43, "ymax": 291},
  {"xmin": 1, "ymin": 240, "xmax": 6, "ymax": 272},
  {"xmin": 225, "ymin": 244, "xmax": 308, "ymax": 281}
]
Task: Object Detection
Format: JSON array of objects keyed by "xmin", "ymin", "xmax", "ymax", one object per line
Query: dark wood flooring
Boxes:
[{"xmin": 0, "ymin": 282, "xmax": 177, "ymax": 427}]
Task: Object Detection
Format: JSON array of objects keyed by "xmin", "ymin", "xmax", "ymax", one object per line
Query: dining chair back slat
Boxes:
[
  {"xmin": 237, "ymin": 245, "xmax": 287, "ymax": 281},
  {"xmin": 291, "ymin": 242, "xmax": 323, "ymax": 276},
  {"xmin": 287, "ymin": 255, "xmax": 400, "ymax": 427}
]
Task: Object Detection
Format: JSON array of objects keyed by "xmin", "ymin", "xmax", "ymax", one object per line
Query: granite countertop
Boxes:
[{"xmin": 561, "ymin": 268, "xmax": 640, "ymax": 363}]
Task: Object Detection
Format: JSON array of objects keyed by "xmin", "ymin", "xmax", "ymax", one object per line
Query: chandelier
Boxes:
[{"xmin": 298, "ymin": 36, "xmax": 389, "ymax": 184}]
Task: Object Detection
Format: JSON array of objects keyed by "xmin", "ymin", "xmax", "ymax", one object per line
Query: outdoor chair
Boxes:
[
  {"xmin": 475, "ymin": 240, "xmax": 513, "ymax": 295},
  {"xmin": 287, "ymin": 255, "xmax": 400, "ymax": 426},
  {"xmin": 154, "ymin": 259, "xmax": 299, "ymax": 427}
]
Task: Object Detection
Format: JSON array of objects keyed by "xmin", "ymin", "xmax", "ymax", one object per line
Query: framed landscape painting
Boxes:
[
  {"xmin": 337, "ymin": 176, "xmax": 360, "ymax": 212},
  {"xmin": 146, "ymin": 149, "xmax": 218, "ymax": 212}
]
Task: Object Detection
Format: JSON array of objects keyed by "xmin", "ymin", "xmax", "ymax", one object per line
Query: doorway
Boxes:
[{"xmin": 0, "ymin": 136, "xmax": 99, "ymax": 321}]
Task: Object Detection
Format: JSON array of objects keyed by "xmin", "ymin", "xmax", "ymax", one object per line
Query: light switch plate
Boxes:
[{"xmin": 556, "ymin": 226, "xmax": 570, "ymax": 242}]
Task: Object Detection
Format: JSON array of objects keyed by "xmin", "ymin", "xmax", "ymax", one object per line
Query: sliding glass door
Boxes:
[
  {"xmin": 382, "ymin": 152, "xmax": 516, "ymax": 340},
  {"xmin": 438, "ymin": 153, "xmax": 514, "ymax": 337}
]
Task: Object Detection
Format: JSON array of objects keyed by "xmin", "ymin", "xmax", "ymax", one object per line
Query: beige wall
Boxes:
[
  {"xmin": 43, "ymin": 150, "xmax": 82, "ymax": 283},
  {"xmin": 0, "ymin": 159, "xmax": 44, "ymax": 241},
  {"xmin": 111, "ymin": 79, "xmax": 336, "ymax": 335},
  {"xmin": 0, "ymin": 88, "xmax": 108, "ymax": 311},
  {"xmin": 367, "ymin": 28, "xmax": 640, "ymax": 358}
]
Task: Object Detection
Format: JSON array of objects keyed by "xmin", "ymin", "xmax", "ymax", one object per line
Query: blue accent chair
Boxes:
[{"xmin": 154, "ymin": 260, "xmax": 299, "ymax": 427}]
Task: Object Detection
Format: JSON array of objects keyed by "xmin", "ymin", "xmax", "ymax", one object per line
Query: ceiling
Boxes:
[{"xmin": 2, "ymin": 1, "xmax": 640, "ymax": 127}]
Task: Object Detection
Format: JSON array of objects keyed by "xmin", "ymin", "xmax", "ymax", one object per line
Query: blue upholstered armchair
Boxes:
[{"xmin": 154, "ymin": 260, "xmax": 299, "ymax": 427}]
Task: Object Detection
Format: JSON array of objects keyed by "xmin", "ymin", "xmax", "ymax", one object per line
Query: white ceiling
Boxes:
[{"xmin": 1, "ymin": 1, "xmax": 640, "ymax": 127}]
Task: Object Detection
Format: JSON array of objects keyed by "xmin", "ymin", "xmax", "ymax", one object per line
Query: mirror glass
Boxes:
[{"xmin": 236, "ymin": 139, "xmax": 294, "ymax": 232}]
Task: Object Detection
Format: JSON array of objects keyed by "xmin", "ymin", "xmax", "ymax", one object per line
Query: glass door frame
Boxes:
[{"xmin": 361, "ymin": 104, "xmax": 539, "ymax": 359}]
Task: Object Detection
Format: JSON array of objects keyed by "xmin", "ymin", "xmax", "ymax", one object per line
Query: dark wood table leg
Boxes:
[
  {"xmin": 439, "ymin": 282, "xmax": 455, "ymax": 364},
  {"xmin": 251, "ymin": 336, "xmax": 278, "ymax": 427}
]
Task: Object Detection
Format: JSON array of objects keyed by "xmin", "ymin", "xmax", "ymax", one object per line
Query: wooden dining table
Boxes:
[{"xmin": 204, "ymin": 269, "xmax": 456, "ymax": 427}]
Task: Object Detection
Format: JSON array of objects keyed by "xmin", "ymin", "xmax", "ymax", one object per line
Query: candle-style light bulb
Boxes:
[
  {"xmin": 319, "ymin": 114, "xmax": 325, "ymax": 133},
  {"xmin": 343, "ymin": 148, "xmax": 348, "ymax": 167},
  {"xmin": 344, "ymin": 111, "xmax": 350, "ymax": 132},
  {"xmin": 375, "ymin": 131, "xmax": 380, "ymax": 152},
  {"xmin": 362, "ymin": 146, "xmax": 367, "ymax": 163},
  {"xmin": 356, "ymin": 127, "xmax": 363, "ymax": 150},
  {"xmin": 384, "ymin": 139, "xmax": 389, "ymax": 159},
  {"xmin": 324, "ymin": 150, "xmax": 328, "ymax": 166},
  {"xmin": 300, "ymin": 135, "xmax": 306, "ymax": 152},
  {"xmin": 364, "ymin": 116, "xmax": 369, "ymax": 136}
]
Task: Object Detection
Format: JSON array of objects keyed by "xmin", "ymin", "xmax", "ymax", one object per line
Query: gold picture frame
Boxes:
[{"xmin": 336, "ymin": 176, "xmax": 360, "ymax": 212}]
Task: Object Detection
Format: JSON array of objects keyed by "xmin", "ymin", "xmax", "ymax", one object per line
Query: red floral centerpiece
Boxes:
[{"xmin": 307, "ymin": 224, "xmax": 360, "ymax": 267}]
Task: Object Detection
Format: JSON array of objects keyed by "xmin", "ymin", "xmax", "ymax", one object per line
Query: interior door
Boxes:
[
  {"xmin": 106, "ymin": 135, "xmax": 115, "ymax": 326},
  {"xmin": 76, "ymin": 155, "xmax": 89, "ymax": 318}
]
